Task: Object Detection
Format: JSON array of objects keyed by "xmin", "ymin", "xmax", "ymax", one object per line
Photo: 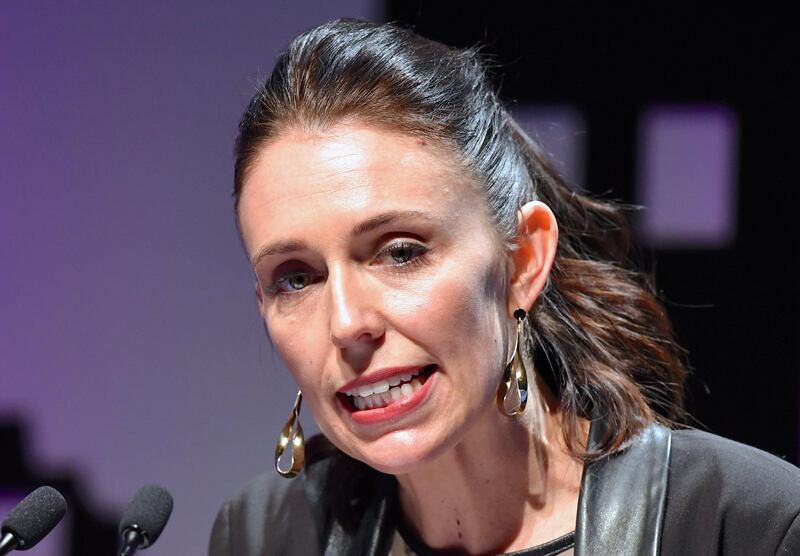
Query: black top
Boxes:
[{"xmin": 396, "ymin": 521, "xmax": 575, "ymax": 556}]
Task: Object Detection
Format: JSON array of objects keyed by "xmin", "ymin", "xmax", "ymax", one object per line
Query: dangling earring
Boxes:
[
  {"xmin": 497, "ymin": 308, "xmax": 530, "ymax": 416},
  {"xmin": 275, "ymin": 389, "xmax": 305, "ymax": 478}
]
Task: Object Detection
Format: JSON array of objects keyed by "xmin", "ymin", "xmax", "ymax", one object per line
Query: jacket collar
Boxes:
[{"xmin": 575, "ymin": 419, "xmax": 672, "ymax": 555}]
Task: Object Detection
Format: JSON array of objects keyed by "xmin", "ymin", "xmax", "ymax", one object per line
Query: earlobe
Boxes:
[{"xmin": 507, "ymin": 200, "xmax": 559, "ymax": 315}]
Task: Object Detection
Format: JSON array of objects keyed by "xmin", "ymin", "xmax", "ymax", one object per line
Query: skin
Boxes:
[{"xmin": 238, "ymin": 121, "xmax": 588, "ymax": 554}]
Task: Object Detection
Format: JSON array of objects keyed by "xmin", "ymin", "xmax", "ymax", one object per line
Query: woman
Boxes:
[{"xmin": 210, "ymin": 18, "xmax": 800, "ymax": 555}]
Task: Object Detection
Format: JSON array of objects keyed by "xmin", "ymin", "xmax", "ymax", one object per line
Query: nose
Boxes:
[{"xmin": 327, "ymin": 264, "xmax": 385, "ymax": 349}]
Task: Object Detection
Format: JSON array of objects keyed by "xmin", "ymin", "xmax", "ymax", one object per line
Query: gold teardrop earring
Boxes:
[
  {"xmin": 274, "ymin": 389, "xmax": 305, "ymax": 478},
  {"xmin": 496, "ymin": 308, "xmax": 530, "ymax": 416}
]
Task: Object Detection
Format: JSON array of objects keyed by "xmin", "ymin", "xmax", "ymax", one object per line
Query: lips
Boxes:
[
  {"xmin": 338, "ymin": 366, "xmax": 439, "ymax": 425},
  {"xmin": 337, "ymin": 364, "xmax": 438, "ymax": 413},
  {"xmin": 338, "ymin": 364, "xmax": 436, "ymax": 394}
]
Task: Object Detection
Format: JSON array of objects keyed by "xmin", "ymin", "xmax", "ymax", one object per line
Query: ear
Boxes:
[{"xmin": 507, "ymin": 200, "xmax": 559, "ymax": 315}]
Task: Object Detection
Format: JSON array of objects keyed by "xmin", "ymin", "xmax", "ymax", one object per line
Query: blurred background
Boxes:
[{"xmin": 1, "ymin": 2, "xmax": 797, "ymax": 554}]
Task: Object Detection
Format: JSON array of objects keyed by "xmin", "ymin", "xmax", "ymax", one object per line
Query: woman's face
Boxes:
[{"xmin": 238, "ymin": 123, "xmax": 515, "ymax": 474}]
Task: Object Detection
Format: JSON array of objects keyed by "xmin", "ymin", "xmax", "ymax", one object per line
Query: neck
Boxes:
[{"xmin": 394, "ymin": 381, "xmax": 588, "ymax": 555}]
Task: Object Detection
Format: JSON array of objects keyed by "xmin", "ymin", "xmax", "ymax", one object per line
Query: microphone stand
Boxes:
[
  {"xmin": 0, "ymin": 532, "xmax": 20, "ymax": 556},
  {"xmin": 117, "ymin": 528, "xmax": 145, "ymax": 556}
]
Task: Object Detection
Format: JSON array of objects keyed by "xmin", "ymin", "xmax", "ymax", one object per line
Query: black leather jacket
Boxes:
[{"xmin": 209, "ymin": 420, "xmax": 676, "ymax": 556}]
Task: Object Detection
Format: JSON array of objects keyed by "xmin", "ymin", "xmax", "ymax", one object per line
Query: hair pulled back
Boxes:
[{"xmin": 233, "ymin": 18, "xmax": 687, "ymax": 462}]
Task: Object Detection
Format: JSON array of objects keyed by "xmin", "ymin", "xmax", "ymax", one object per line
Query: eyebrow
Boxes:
[{"xmin": 251, "ymin": 209, "xmax": 432, "ymax": 266}]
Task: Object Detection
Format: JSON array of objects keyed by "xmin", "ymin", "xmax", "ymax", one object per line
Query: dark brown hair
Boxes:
[{"xmin": 233, "ymin": 18, "xmax": 687, "ymax": 462}]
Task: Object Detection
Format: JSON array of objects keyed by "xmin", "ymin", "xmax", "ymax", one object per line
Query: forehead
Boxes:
[{"xmin": 238, "ymin": 123, "xmax": 487, "ymax": 256}]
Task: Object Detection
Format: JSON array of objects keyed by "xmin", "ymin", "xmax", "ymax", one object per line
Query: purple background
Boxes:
[
  {"xmin": 636, "ymin": 105, "xmax": 737, "ymax": 248},
  {"xmin": 1, "ymin": 2, "xmax": 373, "ymax": 554}
]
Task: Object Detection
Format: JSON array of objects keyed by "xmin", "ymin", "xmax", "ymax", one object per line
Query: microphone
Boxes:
[
  {"xmin": 116, "ymin": 484, "xmax": 173, "ymax": 555},
  {"xmin": 0, "ymin": 486, "xmax": 67, "ymax": 554}
]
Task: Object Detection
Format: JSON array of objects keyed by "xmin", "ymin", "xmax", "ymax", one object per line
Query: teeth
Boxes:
[
  {"xmin": 345, "ymin": 367, "xmax": 428, "ymax": 397},
  {"xmin": 372, "ymin": 380, "xmax": 391, "ymax": 394},
  {"xmin": 348, "ymin": 376, "xmax": 427, "ymax": 410},
  {"xmin": 357, "ymin": 385, "xmax": 373, "ymax": 397}
]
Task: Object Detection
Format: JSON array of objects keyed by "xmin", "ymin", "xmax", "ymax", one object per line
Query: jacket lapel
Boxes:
[
  {"xmin": 309, "ymin": 457, "xmax": 397, "ymax": 556},
  {"xmin": 322, "ymin": 488, "xmax": 396, "ymax": 556},
  {"xmin": 575, "ymin": 420, "xmax": 672, "ymax": 556}
]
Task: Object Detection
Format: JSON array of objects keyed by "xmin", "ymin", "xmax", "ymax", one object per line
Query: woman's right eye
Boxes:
[{"xmin": 268, "ymin": 271, "xmax": 320, "ymax": 295}]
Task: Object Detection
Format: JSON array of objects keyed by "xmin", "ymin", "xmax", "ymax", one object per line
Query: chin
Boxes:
[{"xmin": 348, "ymin": 429, "xmax": 455, "ymax": 476}]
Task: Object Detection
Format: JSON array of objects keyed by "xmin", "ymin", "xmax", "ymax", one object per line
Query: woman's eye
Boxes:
[
  {"xmin": 378, "ymin": 241, "xmax": 429, "ymax": 266},
  {"xmin": 265, "ymin": 242, "xmax": 428, "ymax": 296},
  {"xmin": 269, "ymin": 271, "xmax": 318, "ymax": 295}
]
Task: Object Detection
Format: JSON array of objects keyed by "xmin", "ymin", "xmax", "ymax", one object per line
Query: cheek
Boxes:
[
  {"xmin": 266, "ymin": 317, "xmax": 343, "ymax": 444},
  {"xmin": 265, "ymin": 313, "xmax": 325, "ymax": 393},
  {"xmin": 391, "ymin": 255, "xmax": 507, "ymax": 377}
]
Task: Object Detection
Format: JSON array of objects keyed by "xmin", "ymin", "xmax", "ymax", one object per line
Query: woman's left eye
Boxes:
[{"xmin": 376, "ymin": 241, "xmax": 429, "ymax": 266}]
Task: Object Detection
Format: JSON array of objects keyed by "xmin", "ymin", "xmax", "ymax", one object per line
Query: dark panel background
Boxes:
[{"xmin": 386, "ymin": 3, "xmax": 799, "ymax": 462}]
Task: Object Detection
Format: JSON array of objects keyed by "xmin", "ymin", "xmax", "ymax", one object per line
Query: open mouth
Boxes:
[{"xmin": 338, "ymin": 364, "xmax": 439, "ymax": 412}]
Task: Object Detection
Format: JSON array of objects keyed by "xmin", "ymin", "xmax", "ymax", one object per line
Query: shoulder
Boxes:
[
  {"xmin": 669, "ymin": 427, "xmax": 800, "ymax": 500},
  {"xmin": 208, "ymin": 435, "xmax": 340, "ymax": 556},
  {"xmin": 661, "ymin": 428, "xmax": 800, "ymax": 554}
]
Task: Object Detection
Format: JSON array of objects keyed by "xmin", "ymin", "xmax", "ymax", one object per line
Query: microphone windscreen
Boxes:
[
  {"xmin": 1, "ymin": 486, "xmax": 67, "ymax": 549},
  {"xmin": 119, "ymin": 484, "xmax": 173, "ymax": 546}
]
